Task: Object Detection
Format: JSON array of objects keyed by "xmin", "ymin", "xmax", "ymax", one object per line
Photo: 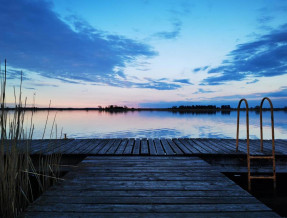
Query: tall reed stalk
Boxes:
[{"xmin": 0, "ymin": 60, "xmax": 62, "ymax": 217}]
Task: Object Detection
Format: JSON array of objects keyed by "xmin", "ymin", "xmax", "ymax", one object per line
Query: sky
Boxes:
[{"xmin": 1, "ymin": 0, "xmax": 287, "ymax": 108}]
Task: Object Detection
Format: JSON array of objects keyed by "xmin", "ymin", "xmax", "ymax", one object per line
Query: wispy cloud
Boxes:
[
  {"xmin": 154, "ymin": 20, "xmax": 182, "ymax": 39},
  {"xmin": 246, "ymin": 79, "xmax": 259, "ymax": 84},
  {"xmin": 1, "ymin": 69, "xmax": 29, "ymax": 81},
  {"xmin": 193, "ymin": 66, "xmax": 209, "ymax": 73},
  {"xmin": 268, "ymin": 86, "xmax": 287, "ymax": 97},
  {"xmin": 0, "ymin": 0, "xmax": 181, "ymax": 90},
  {"xmin": 201, "ymin": 23, "xmax": 287, "ymax": 85},
  {"xmin": 32, "ymin": 83, "xmax": 58, "ymax": 88},
  {"xmin": 173, "ymin": 79, "xmax": 193, "ymax": 85},
  {"xmin": 91, "ymin": 76, "xmax": 181, "ymax": 90},
  {"xmin": 199, "ymin": 87, "xmax": 287, "ymax": 101},
  {"xmin": 257, "ymin": 16, "xmax": 274, "ymax": 25},
  {"xmin": 169, "ymin": 0, "xmax": 193, "ymax": 16},
  {"xmin": 193, "ymin": 88, "xmax": 214, "ymax": 94},
  {"xmin": 133, "ymin": 81, "xmax": 181, "ymax": 90},
  {"xmin": 140, "ymin": 87, "xmax": 287, "ymax": 108}
]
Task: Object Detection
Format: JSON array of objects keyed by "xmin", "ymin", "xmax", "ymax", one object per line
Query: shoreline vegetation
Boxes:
[
  {"xmin": 3, "ymin": 105, "xmax": 287, "ymax": 112},
  {"xmin": 1, "ymin": 60, "xmax": 62, "ymax": 217}
]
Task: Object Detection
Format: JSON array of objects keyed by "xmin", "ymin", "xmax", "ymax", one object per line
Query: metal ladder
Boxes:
[{"xmin": 236, "ymin": 97, "xmax": 276, "ymax": 191}]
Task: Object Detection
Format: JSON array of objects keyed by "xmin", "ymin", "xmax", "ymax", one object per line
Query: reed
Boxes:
[{"xmin": 0, "ymin": 60, "xmax": 62, "ymax": 217}]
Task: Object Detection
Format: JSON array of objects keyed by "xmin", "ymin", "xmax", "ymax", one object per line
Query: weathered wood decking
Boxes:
[
  {"xmin": 17, "ymin": 138, "xmax": 286, "ymax": 217},
  {"xmin": 22, "ymin": 156, "xmax": 279, "ymax": 217},
  {"xmin": 21, "ymin": 138, "xmax": 287, "ymax": 156}
]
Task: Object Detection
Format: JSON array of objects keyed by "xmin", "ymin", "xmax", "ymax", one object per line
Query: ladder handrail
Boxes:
[
  {"xmin": 236, "ymin": 97, "xmax": 276, "ymax": 191},
  {"xmin": 259, "ymin": 97, "xmax": 276, "ymax": 190},
  {"xmin": 236, "ymin": 98, "xmax": 249, "ymax": 153},
  {"xmin": 260, "ymin": 97, "xmax": 275, "ymax": 153}
]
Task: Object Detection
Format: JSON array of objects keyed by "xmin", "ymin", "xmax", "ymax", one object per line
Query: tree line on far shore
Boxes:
[{"xmin": 4, "ymin": 104, "xmax": 287, "ymax": 111}]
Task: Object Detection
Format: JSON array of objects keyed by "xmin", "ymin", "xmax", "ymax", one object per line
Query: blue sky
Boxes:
[{"xmin": 1, "ymin": 0, "xmax": 287, "ymax": 108}]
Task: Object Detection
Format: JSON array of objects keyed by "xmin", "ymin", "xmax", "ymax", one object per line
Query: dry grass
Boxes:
[{"xmin": 0, "ymin": 60, "xmax": 62, "ymax": 217}]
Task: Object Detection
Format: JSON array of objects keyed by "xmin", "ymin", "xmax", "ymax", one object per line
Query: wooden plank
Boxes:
[
  {"xmin": 81, "ymin": 158, "xmax": 210, "ymax": 165},
  {"xmin": 198, "ymin": 139, "xmax": 229, "ymax": 154},
  {"xmin": 29, "ymin": 140, "xmax": 52, "ymax": 154},
  {"xmin": 89, "ymin": 139, "xmax": 109, "ymax": 154},
  {"xmin": 265, "ymin": 140, "xmax": 285, "ymax": 154},
  {"xmin": 275, "ymin": 140, "xmax": 287, "ymax": 152},
  {"xmin": 132, "ymin": 139, "xmax": 140, "ymax": 155},
  {"xmin": 273, "ymin": 140, "xmax": 287, "ymax": 155},
  {"xmin": 172, "ymin": 139, "xmax": 193, "ymax": 154},
  {"xmin": 34, "ymin": 196, "xmax": 260, "ymax": 204},
  {"xmin": 186, "ymin": 139, "xmax": 210, "ymax": 154},
  {"xmin": 160, "ymin": 139, "xmax": 176, "ymax": 155},
  {"xmin": 249, "ymin": 140, "xmax": 270, "ymax": 155},
  {"xmin": 24, "ymin": 153, "xmax": 276, "ymax": 217},
  {"xmin": 98, "ymin": 139, "xmax": 116, "ymax": 154},
  {"xmin": 148, "ymin": 138, "xmax": 157, "ymax": 155},
  {"xmin": 62, "ymin": 174, "xmax": 226, "ymax": 181},
  {"xmin": 33, "ymin": 139, "xmax": 68, "ymax": 154},
  {"xmin": 80, "ymin": 139, "xmax": 101, "ymax": 154},
  {"xmin": 61, "ymin": 139, "xmax": 88, "ymax": 154},
  {"xmin": 115, "ymin": 139, "xmax": 128, "ymax": 155},
  {"xmin": 166, "ymin": 138, "xmax": 184, "ymax": 155},
  {"xmin": 123, "ymin": 138, "xmax": 134, "ymax": 154},
  {"xmin": 43, "ymin": 189, "xmax": 250, "ymax": 197},
  {"xmin": 26, "ymin": 203, "xmax": 273, "ymax": 213},
  {"xmin": 208, "ymin": 139, "xmax": 238, "ymax": 153},
  {"xmin": 70, "ymin": 139, "xmax": 94, "ymax": 154},
  {"xmin": 222, "ymin": 139, "xmax": 254, "ymax": 154},
  {"xmin": 67, "ymin": 139, "xmax": 93, "ymax": 154},
  {"xmin": 250, "ymin": 140, "xmax": 273, "ymax": 154},
  {"xmin": 50, "ymin": 139, "xmax": 80, "ymax": 154},
  {"xmin": 21, "ymin": 211, "xmax": 279, "ymax": 218},
  {"xmin": 140, "ymin": 138, "xmax": 149, "ymax": 155},
  {"xmin": 84, "ymin": 156, "xmax": 194, "ymax": 160},
  {"xmin": 191, "ymin": 139, "xmax": 217, "ymax": 154},
  {"xmin": 178, "ymin": 138, "xmax": 199, "ymax": 154},
  {"xmin": 106, "ymin": 139, "xmax": 121, "ymax": 154},
  {"xmin": 154, "ymin": 138, "xmax": 165, "ymax": 155},
  {"xmin": 10, "ymin": 139, "xmax": 287, "ymax": 157},
  {"xmin": 228, "ymin": 139, "xmax": 247, "ymax": 152}
]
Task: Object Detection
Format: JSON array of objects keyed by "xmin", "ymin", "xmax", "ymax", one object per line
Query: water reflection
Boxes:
[
  {"xmin": 13, "ymin": 110, "xmax": 287, "ymax": 139},
  {"xmin": 221, "ymin": 111, "xmax": 231, "ymax": 115}
]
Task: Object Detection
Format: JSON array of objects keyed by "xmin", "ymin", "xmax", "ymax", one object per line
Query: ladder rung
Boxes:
[
  {"xmin": 249, "ymin": 155, "xmax": 274, "ymax": 159},
  {"xmin": 250, "ymin": 175, "xmax": 275, "ymax": 179}
]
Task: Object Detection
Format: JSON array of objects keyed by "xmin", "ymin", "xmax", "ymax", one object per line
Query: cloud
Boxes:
[
  {"xmin": 134, "ymin": 81, "xmax": 181, "ymax": 90},
  {"xmin": 193, "ymin": 88, "xmax": 214, "ymax": 94},
  {"xmin": 91, "ymin": 76, "xmax": 181, "ymax": 90},
  {"xmin": 246, "ymin": 79, "xmax": 259, "ymax": 84},
  {"xmin": 0, "ymin": 0, "xmax": 173, "ymax": 90},
  {"xmin": 5, "ymin": 69, "xmax": 29, "ymax": 81},
  {"xmin": 32, "ymin": 83, "xmax": 58, "ymax": 88},
  {"xmin": 154, "ymin": 20, "xmax": 182, "ymax": 39},
  {"xmin": 257, "ymin": 16, "xmax": 274, "ymax": 24},
  {"xmin": 140, "ymin": 87, "xmax": 287, "ymax": 108},
  {"xmin": 169, "ymin": 1, "xmax": 192, "ymax": 16},
  {"xmin": 200, "ymin": 86, "xmax": 287, "ymax": 103},
  {"xmin": 52, "ymin": 77, "xmax": 84, "ymax": 85},
  {"xmin": 173, "ymin": 79, "xmax": 193, "ymax": 85},
  {"xmin": 202, "ymin": 23, "xmax": 287, "ymax": 85},
  {"xmin": 268, "ymin": 86, "xmax": 287, "ymax": 97},
  {"xmin": 193, "ymin": 66, "xmax": 209, "ymax": 73}
]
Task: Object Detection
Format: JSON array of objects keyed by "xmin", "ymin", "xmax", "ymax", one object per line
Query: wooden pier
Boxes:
[
  {"xmin": 19, "ymin": 138, "xmax": 287, "ymax": 217},
  {"xmin": 22, "ymin": 156, "xmax": 279, "ymax": 217},
  {"xmin": 19, "ymin": 138, "xmax": 287, "ymax": 156}
]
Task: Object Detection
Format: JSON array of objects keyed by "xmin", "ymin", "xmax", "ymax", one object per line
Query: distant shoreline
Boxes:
[{"xmin": 3, "ymin": 107, "xmax": 287, "ymax": 112}]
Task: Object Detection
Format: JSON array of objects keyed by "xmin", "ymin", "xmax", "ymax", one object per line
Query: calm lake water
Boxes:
[{"xmin": 16, "ymin": 110, "xmax": 287, "ymax": 140}]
